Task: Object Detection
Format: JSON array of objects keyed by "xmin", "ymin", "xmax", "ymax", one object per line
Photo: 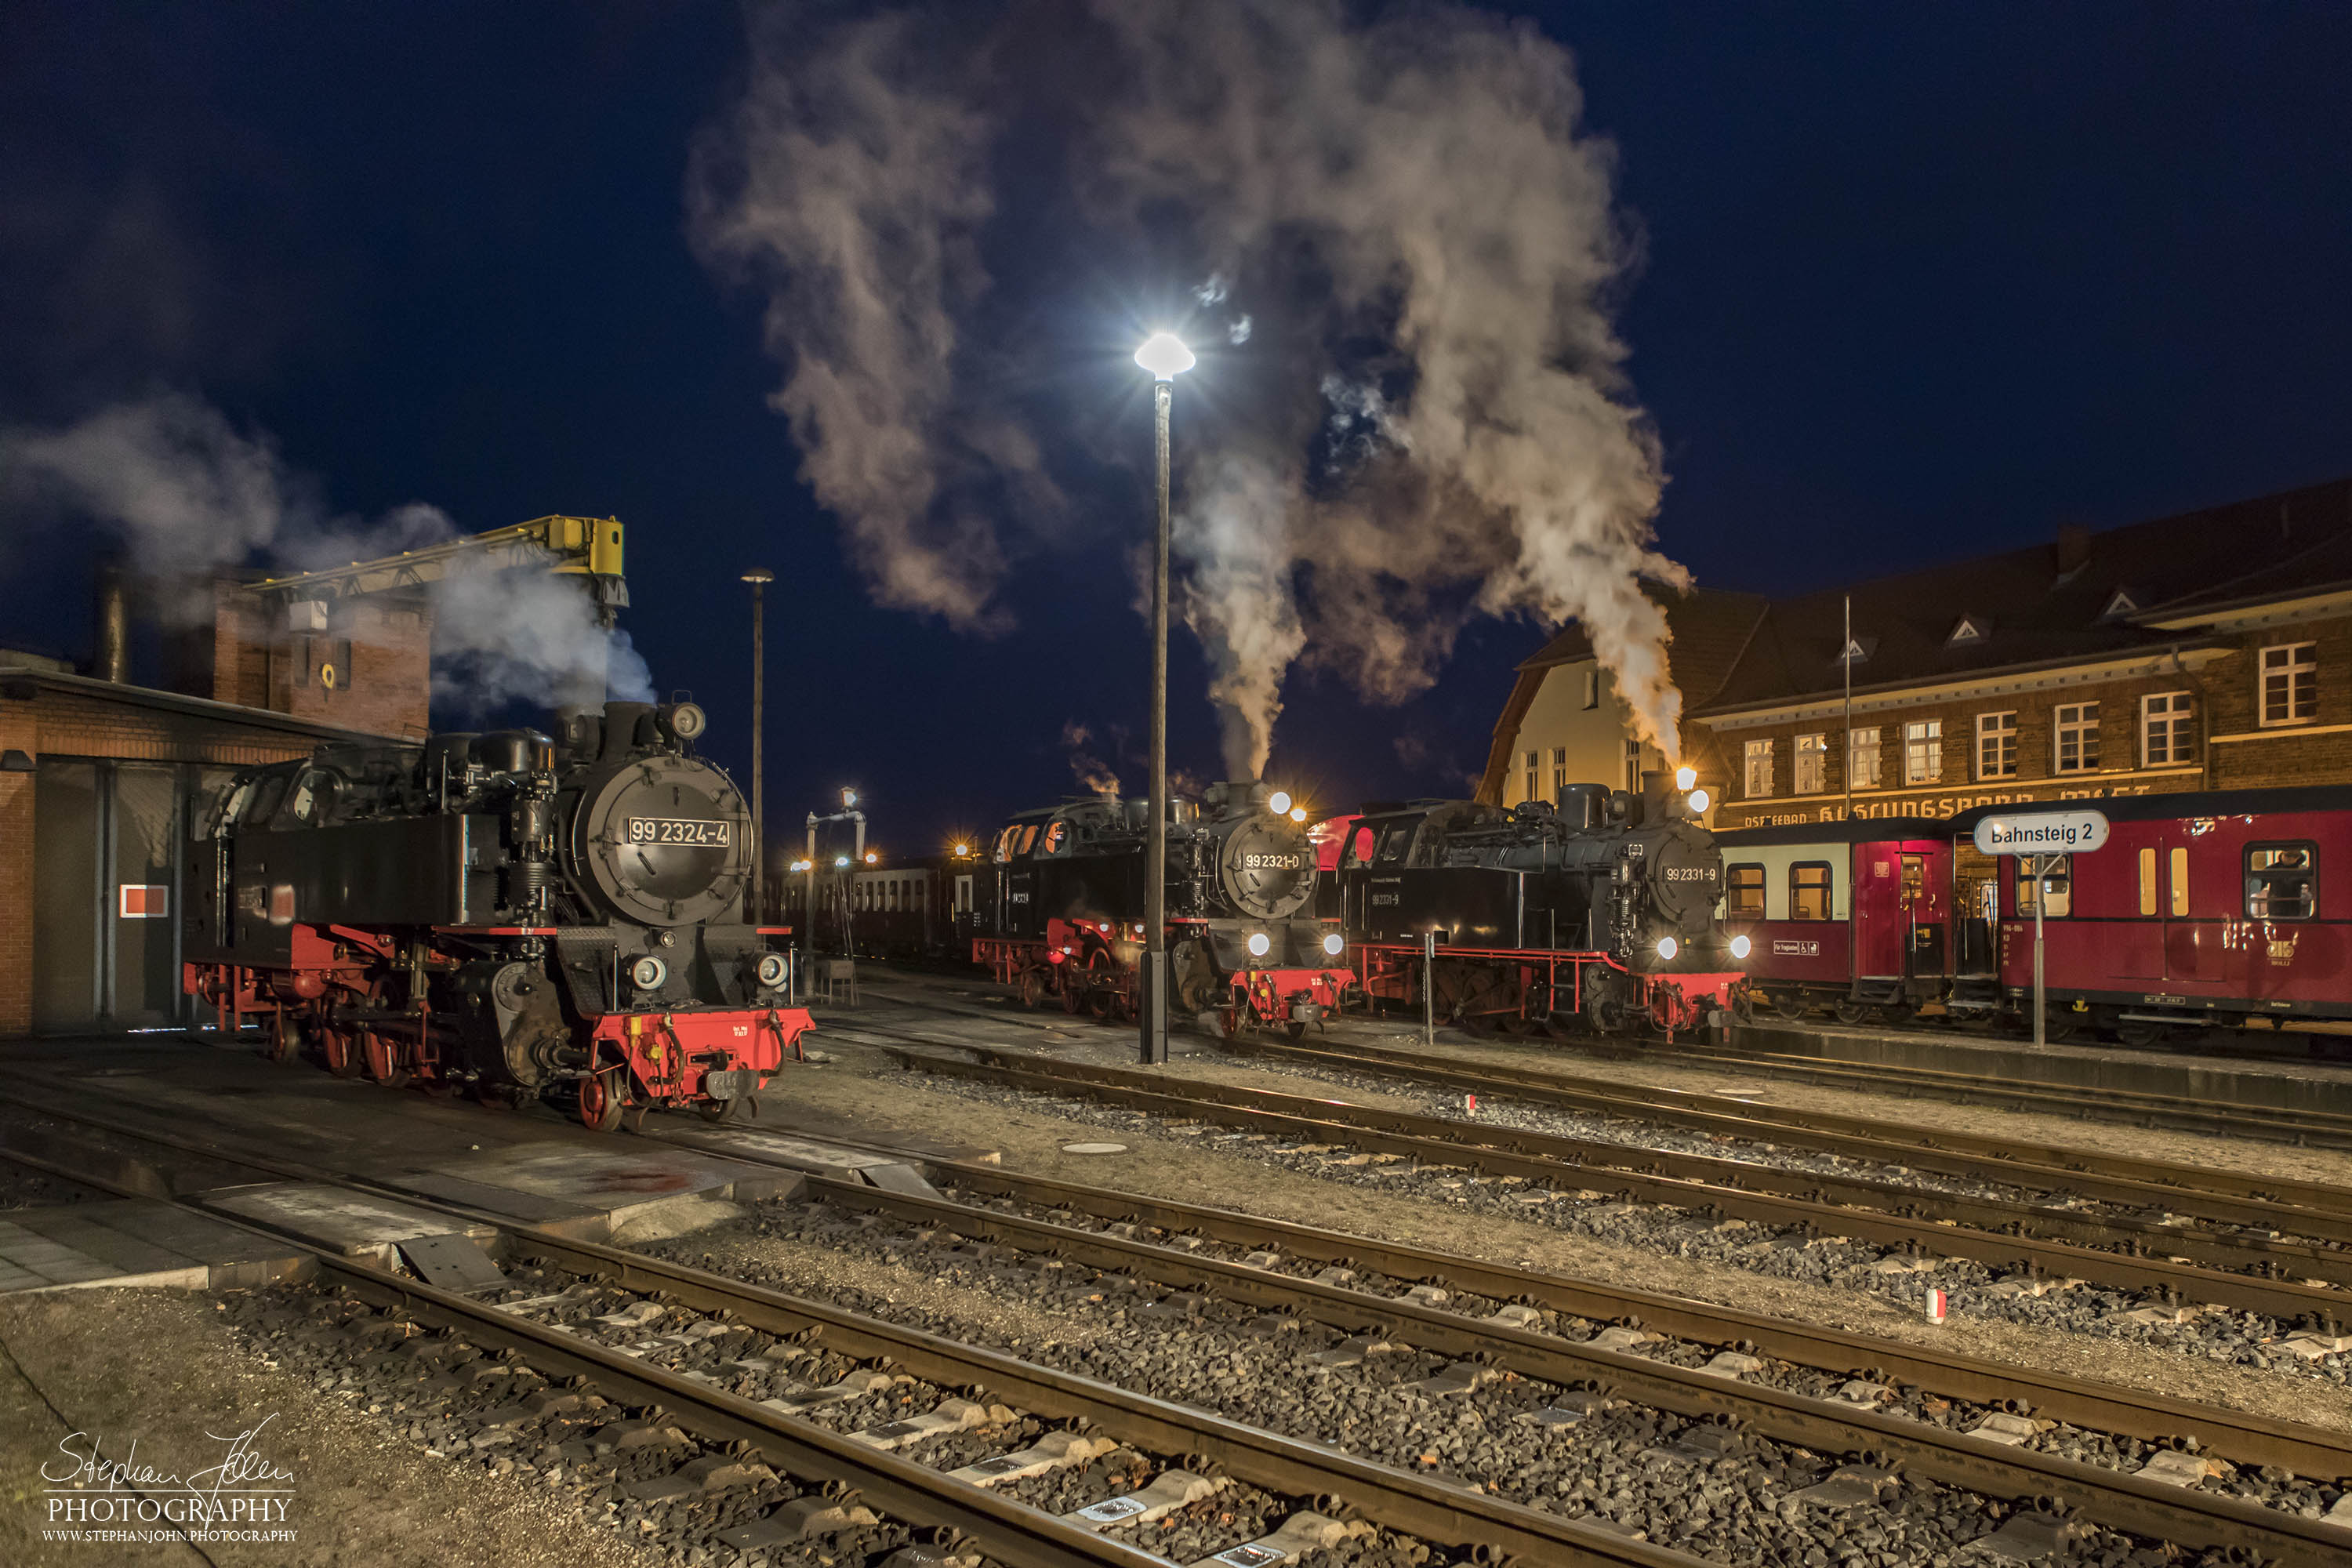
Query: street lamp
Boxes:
[
  {"xmin": 742, "ymin": 568, "xmax": 774, "ymax": 921},
  {"xmin": 1134, "ymin": 331, "xmax": 1195, "ymax": 1065}
]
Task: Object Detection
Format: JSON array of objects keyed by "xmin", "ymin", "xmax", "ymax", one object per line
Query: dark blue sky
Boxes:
[{"xmin": 2, "ymin": 2, "xmax": 2347, "ymax": 855}]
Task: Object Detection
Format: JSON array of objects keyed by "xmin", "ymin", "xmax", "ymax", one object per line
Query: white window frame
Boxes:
[
  {"xmin": 1622, "ymin": 739, "xmax": 1641, "ymax": 792},
  {"xmin": 2054, "ymin": 702, "xmax": 2100, "ymax": 774},
  {"xmin": 2260, "ymin": 642, "xmax": 2318, "ymax": 727},
  {"xmin": 1848, "ymin": 727, "xmax": 1881, "ymax": 789},
  {"xmin": 2142, "ymin": 691, "xmax": 2193, "ymax": 767},
  {"xmin": 1903, "ymin": 720, "xmax": 1942, "ymax": 786},
  {"xmin": 1975, "ymin": 711, "xmax": 2017, "ymax": 780},
  {"xmin": 1551, "ymin": 746, "xmax": 1567, "ymax": 801},
  {"xmin": 1744, "ymin": 739, "xmax": 1774, "ymax": 798},
  {"xmin": 1793, "ymin": 733, "xmax": 1826, "ymax": 794},
  {"xmin": 1524, "ymin": 750, "xmax": 1539, "ymax": 802}
]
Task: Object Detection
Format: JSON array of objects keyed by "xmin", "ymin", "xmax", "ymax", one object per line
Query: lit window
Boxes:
[
  {"xmin": 1525, "ymin": 750, "xmax": 1539, "ymax": 803},
  {"xmin": 1793, "ymin": 734, "xmax": 1825, "ymax": 794},
  {"xmin": 1726, "ymin": 865, "xmax": 1766, "ymax": 919},
  {"xmin": 2054, "ymin": 703, "xmax": 2100, "ymax": 774},
  {"xmin": 2260, "ymin": 644, "xmax": 2317, "ymax": 727},
  {"xmin": 2019, "ymin": 854, "xmax": 2071, "ymax": 917},
  {"xmin": 1744, "ymin": 739, "xmax": 1774, "ymax": 798},
  {"xmin": 1903, "ymin": 720, "xmax": 1942, "ymax": 785},
  {"xmin": 1581, "ymin": 668, "xmax": 1600, "ymax": 710},
  {"xmin": 1975, "ymin": 712, "xmax": 2016, "ymax": 780},
  {"xmin": 1848, "ymin": 728, "xmax": 1881, "ymax": 789},
  {"xmin": 1790, "ymin": 862, "xmax": 1833, "ymax": 920},
  {"xmin": 1552, "ymin": 747, "xmax": 1567, "ymax": 802},
  {"xmin": 2246, "ymin": 843, "xmax": 2318, "ymax": 920},
  {"xmin": 2142, "ymin": 692, "xmax": 2193, "ymax": 767}
]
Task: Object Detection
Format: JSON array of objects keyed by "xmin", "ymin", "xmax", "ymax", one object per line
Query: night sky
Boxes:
[{"xmin": 2, "ymin": 2, "xmax": 2347, "ymax": 858}]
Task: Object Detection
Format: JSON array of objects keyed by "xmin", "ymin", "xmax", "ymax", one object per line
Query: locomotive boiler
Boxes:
[
  {"xmin": 971, "ymin": 780, "xmax": 1353, "ymax": 1036},
  {"xmin": 183, "ymin": 699, "xmax": 810, "ymax": 1128},
  {"xmin": 1337, "ymin": 769, "xmax": 1749, "ymax": 1033}
]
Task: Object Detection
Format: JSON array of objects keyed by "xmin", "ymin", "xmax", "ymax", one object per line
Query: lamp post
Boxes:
[
  {"xmin": 1134, "ymin": 331, "xmax": 1196, "ymax": 1065},
  {"xmin": 742, "ymin": 568, "xmax": 774, "ymax": 921}
]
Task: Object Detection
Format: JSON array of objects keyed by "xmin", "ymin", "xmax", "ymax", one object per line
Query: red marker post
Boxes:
[{"xmin": 1926, "ymin": 1287, "xmax": 1948, "ymax": 1325}]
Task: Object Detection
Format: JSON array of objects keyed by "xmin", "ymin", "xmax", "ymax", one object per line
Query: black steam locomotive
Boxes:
[
  {"xmin": 971, "ymin": 780, "xmax": 1352, "ymax": 1035},
  {"xmin": 1337, "ymin": 769, "xmax": 1748, "ymax": 1033},
  {"xmin": 183, "ymin": 699, "xmax": 810, "ymax": 1129}
]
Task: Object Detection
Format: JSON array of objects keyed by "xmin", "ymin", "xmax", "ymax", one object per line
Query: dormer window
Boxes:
[
  {"xmin": 2101, "ymin": 587, "xmax": 2140, "ymax": 621},
  {"xmin": 1834, "ymin": 635, "xmax": 1877, "ymax": 666},
  {"xmin": 1947, "ymin": 615, "xmax": 1990, "ymax": 645}
]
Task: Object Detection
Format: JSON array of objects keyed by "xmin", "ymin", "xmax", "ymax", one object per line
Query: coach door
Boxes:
[
  {"xmin": 2161, "ymin": 829, "xmax": 2229, "ymax": 987},
  {"xmin": 1896, "ymin": 840, "xmax": 1949, "ymax": 980}
]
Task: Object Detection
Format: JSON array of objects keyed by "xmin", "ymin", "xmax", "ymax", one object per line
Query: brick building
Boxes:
[{"xmin": 1481, "ymin": 474, "xmax": 2352, "ymax": 832}]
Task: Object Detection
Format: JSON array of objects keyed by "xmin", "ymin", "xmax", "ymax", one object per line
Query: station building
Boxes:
[
  {"xmin": 0, "ymin": 570, "xmax": 431, "ymax": 1035},
  {"xmin": 1482, "ymin": 474, "xmax": 2352, "ymax": 833}
]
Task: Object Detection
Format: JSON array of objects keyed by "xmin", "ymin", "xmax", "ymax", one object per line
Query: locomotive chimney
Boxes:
[{"xmin": 92, "ymin": 554, "xmax": 131, "ymax": 684}]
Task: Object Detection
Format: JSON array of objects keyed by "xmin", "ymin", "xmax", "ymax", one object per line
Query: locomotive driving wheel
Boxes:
[
  {"xmin": 1017, "ymin": 967, "xmax": 1045, "ymax": 1010},
  {"xmin": 577, "ymin": 1072, "xmax": 623, "ymax": 1134},
  {"xmin": 1084, "ymin": 949, "xmax": 1116, "ymax": 1020},
  {"xmin": 268, "ymin": 1009, "xmax": 301, "ymax": 1064}
]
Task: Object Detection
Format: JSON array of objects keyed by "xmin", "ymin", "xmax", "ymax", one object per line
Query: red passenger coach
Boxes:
[{"xmin": 1951, "ymin": 787, "xmax": 2352, "ymax": 1045}]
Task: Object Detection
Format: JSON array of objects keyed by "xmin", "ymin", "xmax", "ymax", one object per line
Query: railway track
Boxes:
[
  {"xmin": 12, "ymin": 1083, "xmax": 2352, "ymax": 1561},
  {"xmin": 843, "ymin": 1032, "xmax": 2352, "ymax": 1327}
]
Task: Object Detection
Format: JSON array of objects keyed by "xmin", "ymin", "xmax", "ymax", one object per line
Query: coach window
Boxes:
[
  {"xmin": 2054, "ymin": 702, "xmax": 2100, "ymax": 774},
  {"xmin": 1790, "ymin": 862, "xmax": 1833, "ymax": 921},
  {"xmin": 2170, "ymin": 848, "xmax": 2189, "ymax": 917},
  {"xmin": 2260, "ymin": 643, "xmax": 2318, "ymax": 727},
  {"xmin": 1848, "ymin": 728, "xmax": 1882, "ymax": 789},
  {"xmin": 2246, "ymin": 843, "xmax": 2318, "ymax": 920},
  {"xmin": 1726, "ymin": 864, "xmax": 1766, "ymax": 920},
  {"xmin": 2018, "ymin": 854, "xmax": 2071, "ymax": 917},
  {"xmin": 2143, "ymin": 692, "xmax": 2194, "ymax": 767},
  {"xmin": 1744, "ymin": 739, "xmax": 1774, "ymax": 798},
  {"xmin": 1975, "ymin": 712, "xmax": 2016, "ymax": 780},
  {"xmin": 1794, "ymin": 734, "xmax": 1825, "ymax": 794}
]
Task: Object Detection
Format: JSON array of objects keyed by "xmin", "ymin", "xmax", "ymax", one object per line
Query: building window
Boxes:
[
  {"xmin": 2054, "ymin": 702, "xmax": 2100, "ymax": 773},
  {"xmin": 2019, "ymin": 854, "xmax": 2071, "ymax": 917},
  {"xmin": 1975, "ymin": 712, "xmax": 2016, "ymax": 780},
  {"xmin": 1726, "ymin": 864, "xmax": 1766, "ymax": 920},
  {"xmin": 1790, "ymin": 862, "xmax": 1833, "ymax": 920},
  {"xmin": 1581, "ymin": 669, "xmax": 1600, "ymax": 710},
  {"xmin": 2260, "ymin": 643, "xmax": 2318, "ymax": 727},
  {"xmin": 1551, "ymin": 747, "xmax": 1567, "ymax": 802},
  {"xmin": 2142, "ymin": 692, "xmax": 2193, "ymax": 767},
  {"xmin": 1623, "ymin": 739, "xmax": 1641, "ymax": 792},
  {"xmin": 1793, "ymin": 734, "xmax": 1825, "ymax": 794},
  {"xmin": 1524, "ymin": 750, "xmax": 1538, "ymax": 802},
  {"xmin": 1903, "ymin": 720, "xmax": 1942, "ymax": 785},
  {"xmin": 1849, "ymin": 728, "xmax": 1881, "ymax": 789},
  {"xmin": 2246, "ymin": 843, "xmax": 2318, "ymax": 920},
  {"xmin": 1744, "ymin": 739, "xmax": 1774, "ymax": 798}
]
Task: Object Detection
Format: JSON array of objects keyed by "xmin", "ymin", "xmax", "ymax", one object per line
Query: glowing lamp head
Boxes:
[
  {"xmin": 1322, "ymin": 931, "xmax": 1345, "ymax": 957},
  {"xmin": 863, "ymin": 851, "xmax": 878, "ymax": 865},
  {"xmin": 1134, "ymin": 332, "xmax": 1196, "ymax": 381},
  {"xmin": 1267, "ymin": 790, "xmax": 1292, "ymax": 815},
  {"xmin": 1655, "ymin": 935, "xmax": 1679, "ymax": 961},
  {"xmin": 1675, "ymin": 765, "xmax": 1697, "ymax": 790},
  {"xmin": 1687, "ymin": 789, "xmax": 1710, "ymax": 814},
  {"xmin": 953, "ymin": 843, "xmax": 971, "ymax": 857},
  {"xmin": 1246, "ymin": 931, "xmax": 1272, "ymax": 959},
  {"xmin": 1730, "ymin": 934, "xmax": 1752, "ymax": 960},
  {"xmin": 833, "ymin": 855, "xmax": 850, "ymax": 869},
  {"xmin": 840, "ymin": 788, "xmax": 859, "ymax": 808}
]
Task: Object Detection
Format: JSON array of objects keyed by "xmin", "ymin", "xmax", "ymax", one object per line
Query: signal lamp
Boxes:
[{"xmin": 1655, "ymin": 936, "xmax": 1679, "ymax": 960}]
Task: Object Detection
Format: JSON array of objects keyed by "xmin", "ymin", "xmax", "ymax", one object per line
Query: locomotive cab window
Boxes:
[
  {"xmin": 1726, "ymin": 864, "xmax": 1766, "ymax": 920},
  {"xmin": 1372, "ymin": 823, "xmax": 1415, "ymax": 866},
  {"xmin": 1344, "ymin": 826, "xmax": 1375, "ymax": 868},
  {"xmin": 1014, "ymin": 824, "xmax": 1040, "ymax": 857},
  {"xmin": 1789, "ymin": 862, "xmax": 1833, "ymax": 921},
  {"xmin": 2018, "ymin": 854, "xmax": 2071, "ymax": 918},
  {"xmin": 2246, "ymin": 843, "xmax": 2318, "ymax": 921}
]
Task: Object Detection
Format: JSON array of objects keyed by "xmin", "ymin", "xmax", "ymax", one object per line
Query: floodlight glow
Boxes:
[
  {"xmin": 834, "ymin": 855, "xmax": 850, "ymax": 868},
  {"xmin": 1134, "ymin": 332, "xmax": 1196, "ymax": 380},
  {"xmin": 1675, "ymin": 766, "xmax": 1697, "ymax": 790}
]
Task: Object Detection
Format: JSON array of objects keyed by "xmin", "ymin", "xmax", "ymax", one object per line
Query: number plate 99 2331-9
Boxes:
[{"xmin": 626, "ymin": 817, "xmax": 731, "ymax": 847}]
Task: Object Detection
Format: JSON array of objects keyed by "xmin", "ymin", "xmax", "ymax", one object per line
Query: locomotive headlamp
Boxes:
[
  {"xmin": 1730, "ymin": 935, "xmax": 1752, "ymax": 960},
  {"xmin": 1675, "ymin": 766, "xmax": 1697, "ymax": 790},
  {"xmin": 631, "ymin": 955, "xmax": 668, "ymax": 989},
  {"xmin": 1247, "ymin": 931, "xmax": 1272, "ymax": 958},
  {"xmin": 1267, "ymin": 791, "xmax": 1292, "ymax": 815},
  {"xmin": 1289, "ymin": 807, "xmax": 1307, "ymax": 823},
  {"xmin": 1655, "ymin": 936, "xmax": 1679, "ymax": 960},
  {"xmin": 1322, "ymin": 931, "xmax": 1345, "ymax": 957},
  {"xmin": 757, "ymin": 952, "xmax": 789, "ymax": 988},
  {"xmin": 661, "ymin": 702, "xmax": 706, "ymax": 742},
  {"xmin": 1687, "ymin": 789, "xmax": 1711, "ymax": 814}
]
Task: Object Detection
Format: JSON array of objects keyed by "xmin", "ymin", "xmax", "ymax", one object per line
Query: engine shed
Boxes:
[{"xmin": 0, "ymin": 659, "xmax": 390, "ymax": 1035}]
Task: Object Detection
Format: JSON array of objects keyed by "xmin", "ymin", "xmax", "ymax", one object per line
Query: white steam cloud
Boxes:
[
  {"xmin": 0, "ymin": 391, "xmax": 652, "ymax": 715},
  {"xmin": 697, "ymin": 0, "xmax": 1690, "ymax": 777}
]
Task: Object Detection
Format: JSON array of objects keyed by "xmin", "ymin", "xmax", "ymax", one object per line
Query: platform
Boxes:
[{"xmin": 0, "ymin": 1200, "xmax": 307, "ymax": 1294}]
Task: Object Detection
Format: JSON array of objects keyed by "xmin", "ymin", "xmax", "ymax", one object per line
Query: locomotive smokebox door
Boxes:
[
  {"xmin": 1647, "ymin": 827, "xmax": 1725, "ymax": 929},
  {"xmin": 572, "ymin": 757, "xmax": 750, "ymax": 927},
  {"xmin": 1218, "ymin": 815, "xmax": 1312, "ymax": 920}
]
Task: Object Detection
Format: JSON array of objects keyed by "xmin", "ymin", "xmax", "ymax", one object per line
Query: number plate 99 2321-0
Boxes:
[{"xmin": 626, "ymin": 817, "xmax": 731, "ymax": 847}]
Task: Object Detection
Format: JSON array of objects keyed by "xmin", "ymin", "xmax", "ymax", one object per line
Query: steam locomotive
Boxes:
[
  {"xmin": 971, "ymin": 780, "xmax": 1353, "ymax": 1036},
  {"xmin": 1335, "ymin": 769, "xmax": 1748, "ymax": 1033},
  {"xmin": 183, "ymin": 699, "xmax": 810, "ymax": 1130}
]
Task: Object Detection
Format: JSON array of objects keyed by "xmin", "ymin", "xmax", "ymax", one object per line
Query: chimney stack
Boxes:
[{"xmin": 92, "ymin": 556, "xmax": 130, "ymax": 684}]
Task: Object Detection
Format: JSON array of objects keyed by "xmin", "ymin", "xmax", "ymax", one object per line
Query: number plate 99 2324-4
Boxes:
[{"xmin": 626, "ymin": 817, "xmax": 731, "ymax": 847}]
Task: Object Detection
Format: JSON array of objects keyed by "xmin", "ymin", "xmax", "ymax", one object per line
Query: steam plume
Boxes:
[
  {"xmin": 696, "ymin": 0, "xmax": 1690, "ymax": 771},
  {"xmin": 1058, "ymin": 720, "xmax": 1122, "ymax": 798},
  {"xmin": 0, "ymin": 392, "xmax": 653, "ymax": 713}
]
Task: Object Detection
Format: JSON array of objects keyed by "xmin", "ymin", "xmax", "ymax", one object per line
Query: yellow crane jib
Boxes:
[{"xmin": 247, "ymin": 514, "xmax": 629, "ymax": 622}]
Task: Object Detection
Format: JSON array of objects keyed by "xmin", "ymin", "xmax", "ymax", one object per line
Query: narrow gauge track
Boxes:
[
  {"xmin": 11, "ymin": 1094, "xmax": 2352, "ymax": 1561},
  {"xmin": 843, "ymin": 1032, "xmax": 2352, "ymax": 1327},
  {"xmin": 1214, "ymin": 1034, "xmax": 2352, "ymax": 1243}
]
